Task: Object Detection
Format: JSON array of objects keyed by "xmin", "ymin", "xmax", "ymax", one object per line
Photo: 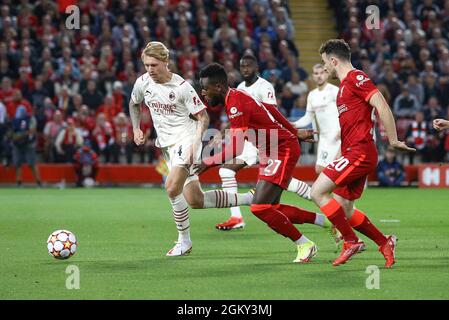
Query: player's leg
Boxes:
[
  {"xmin": 164, "ymin": 165, "xmax": 193, "ymax": 256},
  {"xmin": 250, "ymin": 180, "xmax": 317, "ymax": 263},
  {"xmin": 333, "ymin": 193, "xmax": 397, "ymax": 268},
  {"xmin": 27, "ymin": 145, "xmax": 41, "ymax": 186},
  {"xmin": 311, "ymin": 171, "xmax": 365, "ymax": 266},
  {"xmin": 286, "ymin": 177, "xmax": 312, "ymax": 200},
  {"xmin": 183, "ymin": 176, "xmax": 254, "ymax": 210},
  {"xmin": 216, "ymin": 162, "xmax": 247, "ymax": 230}
]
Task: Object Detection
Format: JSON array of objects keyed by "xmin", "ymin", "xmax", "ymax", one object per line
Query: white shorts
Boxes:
[
  {"xmin": 161, "ymin": 135, "xmax": 201, "ymax": 186},
  {"xmin": 233, "ymin": 140, "xmax": 259, "ymax": 166},
  {"xmin": 316, "ymin": 140, "xmax": 341, "ymax": 168}
]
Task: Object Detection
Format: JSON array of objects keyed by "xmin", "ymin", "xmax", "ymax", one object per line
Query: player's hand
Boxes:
[
  {"xmin": 133, "ymin": 128, "xmax": 145, "ymax": 146},
  {"xmin": 191, "ymin": 162, "xmax": 209, "ymax": 176},
  {"xmin": 297, "ymin": 129, "xmax": 316, "ymax": 143},
  {"xmin": 433, "ymin": 119, "xmax": 449, "ymax": 131},
  {"xmin": 390, "ymin": 141, "xmax": 416, "ymax": 153}
]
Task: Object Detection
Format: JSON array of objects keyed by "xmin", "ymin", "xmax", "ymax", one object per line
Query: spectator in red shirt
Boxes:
[
  {"xmin": 92, "ymin": 112, "xmax": 116, "ymax": 163},
  {"xmin": 6, "ymin": 89, "xmax": 33, "ymax": 119},
  {"xmin": 113, "ymin": 112, "xmax": 133, "ymax": 164},
  {"xmin": 97, "ymin": 95, "xmax": 121, "ymax": 123}
]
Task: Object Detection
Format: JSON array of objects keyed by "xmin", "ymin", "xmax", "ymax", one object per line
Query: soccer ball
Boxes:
[{"xmin": 47, "ymin": 230, "xmax": 77, "ymax": 259}]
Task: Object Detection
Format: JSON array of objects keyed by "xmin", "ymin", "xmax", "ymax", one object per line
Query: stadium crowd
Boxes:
[
  {"xmin": 0, "ymin": 0, "xmax": 448, "ymax": 170},
  {"xmin": 330, "ymin": 0, "xmax": 449, "ymax": 163},
  {"xmin": 0, "ymin": 0, "xmax": 307, "ymax": 166}
]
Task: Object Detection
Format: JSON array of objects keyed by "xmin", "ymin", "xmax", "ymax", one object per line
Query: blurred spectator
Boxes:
[
  {"xmin": 82, "ymin": 80, "xmax": 103, "ymax": 112},
  {"xmin": 92, "ymin": 112, "xmax": 116, "ymax": 163},
  {"xmin": 406, "ymin": 111, "xmax": 429, "ymax": 164},
  {"xmin": 377, "ymin": 146, "xmax": 405, "ymax": 187},
  {"xmin": 393, "ymin": 85, "xmax": 421, "ymax": 118},
  {"xmin": 6, "ymin": 89, "xmax": 33, "ymax": 119},
  {"xmin": 290, "ymin": 95, "xmax": 307, "ymax": 121},
  {"xmin": 55, "ymin": 118, "xmax": 83, "ymax": 163},
  {"xmin": 43, "ymin": 110, "xmax": 65, "ymax": 163},
  {"xmin": 113, "ymin": 112, "xmax": 133, "ymax": 164},
  {"xmin": 11, "ymin": 106, "xmax": 41, "ymax": 186},
  {"xmin": 285, "ymin": 72, "xmax": 308, "ymax": 97},
  {"xmin": 0, "ymin": 100, "xmax": 7, "ymax": 164},
  {"xmin": 73, "ymin": 144, "xmax": 99, "ymax": 188},
  {"xmin": 423, "ymin": 96, "xmax": 444, "ymax": 122},
  {"xmin": 112, "ymin": 81, "xmax": 128, "ymax": 116},
  {"xmin": 280, "ymin": 86, "xmax": 299, "ymax": 117},
  {"xmin": 97, "ymin": 95, "xmax": 121, "ymax": 123}
]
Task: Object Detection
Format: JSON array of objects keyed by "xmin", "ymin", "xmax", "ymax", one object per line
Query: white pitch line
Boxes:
[{"xmin": 379, "ymin": 219, "xmax": 401, "ymax": 223}]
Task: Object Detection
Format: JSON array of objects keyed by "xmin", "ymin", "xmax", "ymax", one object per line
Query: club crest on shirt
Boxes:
[
  {"xmin": 169, "ymin": 91, "xmax": 175, "ymax": 101},
  {"xmin": 229, "ymin": 106, "xmax": 243, "ymax": 119}
]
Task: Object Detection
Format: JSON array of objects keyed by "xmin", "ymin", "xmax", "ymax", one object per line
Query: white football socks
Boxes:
[
  {"xmin": 295, "ymin": 234, "xmax": 311, "ymax": 245},
  {"xmin": 203, "ymin": 190, "xmax": 252, "ymax": 208},
  {"xmin": 169, "ymin": 194, "xmax": 191, "ymax": 243},
  {"xmin": 287, "ymin": 178, "xmax": 311, "ymax": 200},
  {"xmin": 219, "ymin": 168, "xmax": 242, "ymax": 218}
]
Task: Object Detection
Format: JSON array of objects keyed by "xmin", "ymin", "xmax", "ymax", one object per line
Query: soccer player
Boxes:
[
  {"xmin": 129, "ymin": 42, "xmax": 254, "ymax": 257},
  {"xmin": 196, "ymin": 63, "xmax": 326, "ymax": 263},
  {"xmin": 433, "ymin": 119, "xmax": 449, "ymax": 131},
  {"xmin": 311, "ymin": 39, "xmax": 415, "ymax": 267},
  {"xmin": 292, "ymin": 64, "xmax": 341, "ymax": 174},
  {"xmin": 216, "ymin": 54, "xmax": 312, "ymax": 231}
]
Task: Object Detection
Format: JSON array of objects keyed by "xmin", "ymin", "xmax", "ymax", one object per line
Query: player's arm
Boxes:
[
  {"xmin": 129, "ymin": 100, "xmax": 145, "ymax": 146},
  {"xmin": 369, "ymin": 92, "xmax": 416, "ymax": 152},
  {"xmin": 433, "ymin": 118, "xmax": 449, "ymax": 131},
  {"xmin": 194, "ymin": 127, "xmax": 246, "ymax": 175},
  {"xmin": 292, "ymin": 98, "xmax": 314, "ymax": 128}
]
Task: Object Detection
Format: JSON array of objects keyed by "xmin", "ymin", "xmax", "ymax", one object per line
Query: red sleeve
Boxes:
[
  {"xmin": 203, "ymin": 92, "xmax": 250, "ymax": 166},
  {"xmin": 263, "ymin": 103, "xmax": 298, "ymax": 135},
  {"xmin": 350, "ymin": 71, "xmax": 379, "ymax": 102}
]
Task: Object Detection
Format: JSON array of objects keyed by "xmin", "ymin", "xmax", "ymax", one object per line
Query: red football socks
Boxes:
[
  {"xmin": 274, "ymin": 204, "xmax": 317, "ymax": 224},
  {"xmin": 320, "ymin": 199, "xmax": 358, "ymax": 242},
  {"xmin": 349, "ymin": 209, "xmax": 388, "ymax": 246},
  {"xmin": 250, "ymin": 204, "xmax": 302, "ymax": 242}
]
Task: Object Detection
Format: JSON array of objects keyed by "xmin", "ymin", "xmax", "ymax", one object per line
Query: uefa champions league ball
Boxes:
[{"xmin": 47, "ymin": 230, "xmax": 77, "ymax": 259}]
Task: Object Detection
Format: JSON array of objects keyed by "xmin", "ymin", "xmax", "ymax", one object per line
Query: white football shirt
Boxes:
[
  {"xmin": 131, "ymin": 73, "xmax": 206, "ymax": 148},
  {"xmin": 237, "ymin": 77, "xmax": 277, "ymax": 104},
  {"xmin": 294, "ymin": 83, "xmax": 340, "ymax": 141}
]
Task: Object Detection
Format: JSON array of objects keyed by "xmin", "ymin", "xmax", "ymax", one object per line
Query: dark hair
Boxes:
[
  {"xmin": 199, "ymin": 62, "xmax": 227, "ymax": 85},
  {"xmin": 240, "ymin": 53, "xmax": 258, "ymax": 64},
  {"xmin": 319, "ymin": 39, "xmax": 351, "ymax": 61}
]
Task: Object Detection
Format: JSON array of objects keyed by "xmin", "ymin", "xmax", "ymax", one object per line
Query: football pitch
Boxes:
[{"xmin": 0, "ymin": 187, "xmax": 448, "ymax": 300}]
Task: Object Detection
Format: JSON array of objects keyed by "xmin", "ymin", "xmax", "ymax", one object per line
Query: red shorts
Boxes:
[
  {"xmin": 323, "ymin": 144, "xmax": 378, "ymax": 200},
  {"xmin": 258, "ymin": 139, "xmax": 300, "ymax": 189}
]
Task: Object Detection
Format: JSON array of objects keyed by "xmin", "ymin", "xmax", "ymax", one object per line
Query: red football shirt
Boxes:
[
  {"xmin": 336, "ymin": 69, "xmax": 379, "ymax": 151},
  {"xmin": 206, "ymin": 88, "xmax": 298, "ymax": 165}
]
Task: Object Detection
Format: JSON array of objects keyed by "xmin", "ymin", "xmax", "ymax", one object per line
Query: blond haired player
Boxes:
[
  {"xmin": 293, "ymin": 64, "xmax": 341, "ymax": 174},
  {"xmin": 129, "ymin": 42, "xmax": 254, "ymax": 256}
]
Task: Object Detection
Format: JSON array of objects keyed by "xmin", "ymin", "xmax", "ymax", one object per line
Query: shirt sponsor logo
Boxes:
[{"xmin": 147, "ymin": 100, "xmax": 177, "ymax": 115}]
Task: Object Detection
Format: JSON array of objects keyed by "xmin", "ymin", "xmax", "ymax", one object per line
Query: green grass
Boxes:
[{"xmin": 0, "ymin": 187, "xmax": 448, "ymax": 300}]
